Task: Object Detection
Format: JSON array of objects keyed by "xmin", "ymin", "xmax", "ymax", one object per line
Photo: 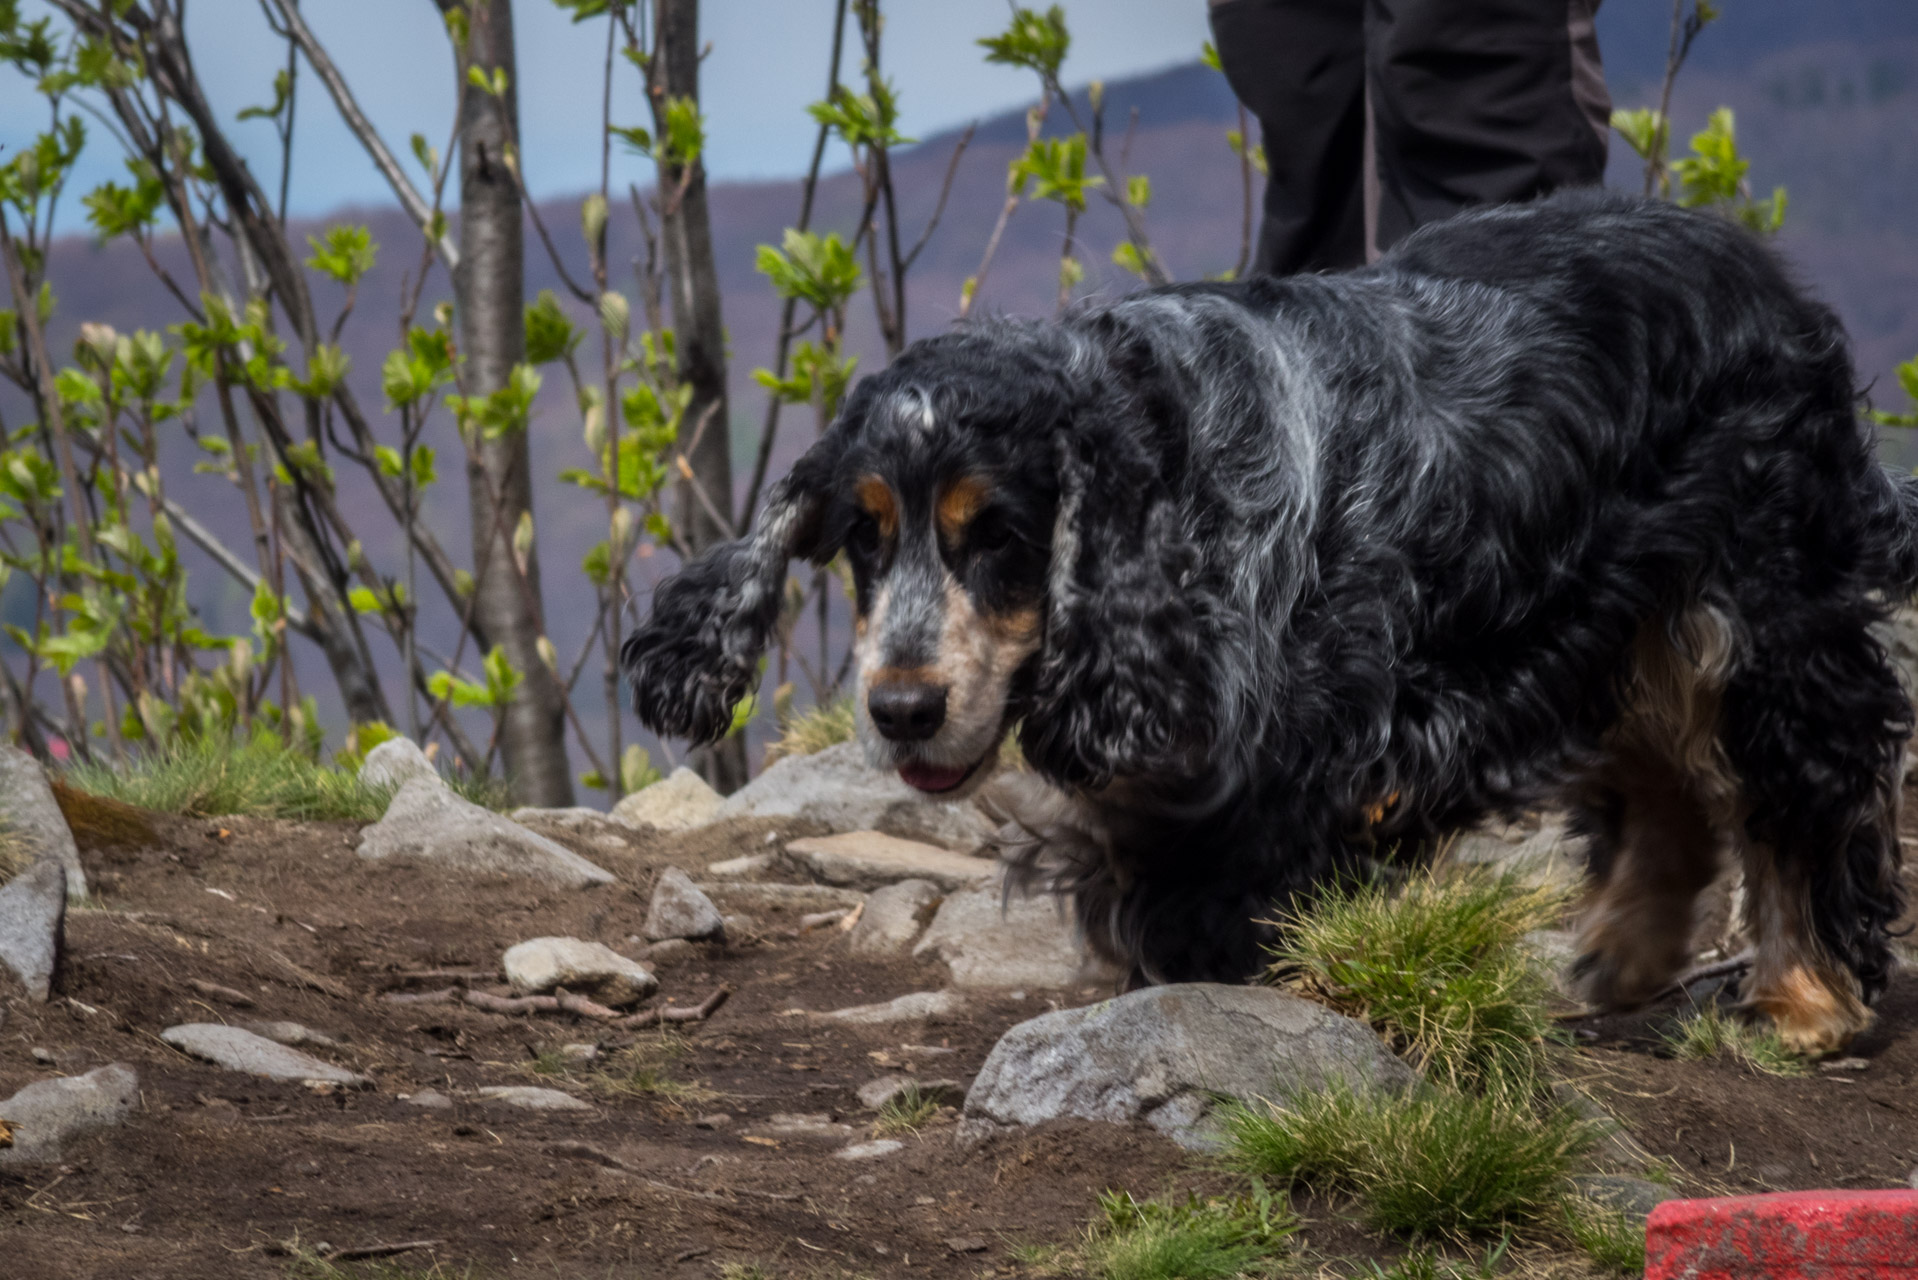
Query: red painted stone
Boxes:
[{"xmin": 1646, "ymin": 1190, "xmax": 1918, "ymax": 1278}]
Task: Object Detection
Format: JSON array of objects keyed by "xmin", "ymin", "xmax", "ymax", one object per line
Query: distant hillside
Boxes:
[{"xmin": 10, "ymin": 2, "xmax": 1918, "ymax": 756}]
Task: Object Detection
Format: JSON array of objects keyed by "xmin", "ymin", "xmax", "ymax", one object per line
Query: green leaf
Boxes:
[
  {"xmin": 305, "ymin": 225, "xmax": 377, "ymax": 286},
  {"xmin": 1011, "ymin": 133, "xmax": 1102, "ymax": 213},
  {"xmin": 755, "ymin": 229, "xmax": 862, "ymax": 311},
  {"xmin": 1110, "ymin": 241, "xmax": 1147, "ymax": 279},
  {"xmin": 1610, "ymin": 107, "xmax": 1665, "ymax": 163},
  {"xmin": 238, "ymin": 67, "xmax": 293, "ymax": 124},
  {"xmin": 1126, "ymin": 174, "xmax": 1151, "ymax": 208},
  {"xmin": 524, "ymin": 289, "xmax": 580, "ymax": 365},
  {"xmin": 979, "ymin": 5, "xmax": 1070, "ymax": 81},
  {"xmin": 374, "ymin": 444, "xmax": 405, "ymax": 478}
]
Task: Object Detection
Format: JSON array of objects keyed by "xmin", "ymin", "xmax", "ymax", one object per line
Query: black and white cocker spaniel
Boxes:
[{"xmin": 624, "ymin": 190, "xmax": 1918, "ymax": 1056}]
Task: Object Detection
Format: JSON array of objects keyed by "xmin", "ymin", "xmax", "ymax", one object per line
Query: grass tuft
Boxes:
[
  {"xmin": 1352, "ymin": 1239, "xmax": 1509, "ymax": 1280},
  {"xmin": 65, "ymin": 736, "xmax": 393, "ymax": 821},
  {"xmin": 1270, "ymin": 865, "xmax": 1567, "ymax": 1090},
  {"xmin": 715, "ymin": 1265, "xmax": 775, "ymax": 1280},
  {"xmin": 1083, "ymin": 1184, "xmax": 1299, "ymax": 1280},
  {"xmin": 1661, "ymin": 1004, "xmax": 1807, "ymax": 1077},
  {"xmin": 1558, "ymin": 1198, "xmax": 1647, "ymax": 1275},
  {"xmin": 872, "ymin": 1083, "xmax": 941, "ymax": 1137},
  {"xmin": 285, "ymin": 1245, "xmax": 470, "ymax": 1279},
  {"xmin": 0, "ymin": 820, "xmax": 28, "ymax": 884},
  {"xmin": 589, "ymin": 1034, "xmax": 718, "ymax": 1108},
  {"xmin": 1221, "ymin": 1081, "xmax": 1599, "ymax": 1241},
  {"xmin": 765, "ymin": 697, "xmax": 857, "ymax": 764}
]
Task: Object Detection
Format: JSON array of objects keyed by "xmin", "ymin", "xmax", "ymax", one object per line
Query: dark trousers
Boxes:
[{"xmin": 1210, "ymin": 0, "xmax": 1612, "ymax": 274}]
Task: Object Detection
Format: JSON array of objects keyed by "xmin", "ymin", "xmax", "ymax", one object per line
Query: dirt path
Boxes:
[{"xmin": 5, "ymin": 793, "xmax": 1918, "ymax": 1279}]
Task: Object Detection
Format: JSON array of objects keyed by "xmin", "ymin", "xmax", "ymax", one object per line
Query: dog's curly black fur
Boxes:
[{"xmin": 625, "ymin": 190, "xmax": 1918, "ymax": 1048}]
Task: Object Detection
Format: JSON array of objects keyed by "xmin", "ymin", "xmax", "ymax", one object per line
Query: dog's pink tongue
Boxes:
[{"xmin": 899, "ymin": 761, "xmax": 968, "ymax": 793}]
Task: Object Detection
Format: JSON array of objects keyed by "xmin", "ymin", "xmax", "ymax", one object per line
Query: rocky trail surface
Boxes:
[{"xmin": 5, "ymin": 740, "xmax": 1918, "ymax": 1279}]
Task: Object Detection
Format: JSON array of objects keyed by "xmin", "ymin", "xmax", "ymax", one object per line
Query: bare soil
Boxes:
[{"xmin": 5, "ymin": 786, "xmax": 1918, "ymax": 1280}]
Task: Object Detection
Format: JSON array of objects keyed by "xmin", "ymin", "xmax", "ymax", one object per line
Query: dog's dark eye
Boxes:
[
  {"xmin": 970, "ymin": 511, "xmax": 1015, "ymax": 554},
  {"xmin": 848, "ymin": 513, "xmax": 881, "ymax": 556}
]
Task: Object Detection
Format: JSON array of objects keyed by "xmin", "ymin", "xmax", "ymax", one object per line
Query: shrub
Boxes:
[
  {"xmin": 64, "ymin": 735, "xmax": 392, "ymax": 822},
  {"xmin": 1269, "ymin": 865, "xmax": 1567, "ymax": 1090},
  {"xmin": 1083, "ymin": 1184, "xmax": 1298, "ymax": 1280}
]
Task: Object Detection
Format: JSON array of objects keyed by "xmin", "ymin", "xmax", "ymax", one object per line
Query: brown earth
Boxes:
[{"xmin": 4, "ymin": 788, "xmax": 1918, "ymax": 1280}]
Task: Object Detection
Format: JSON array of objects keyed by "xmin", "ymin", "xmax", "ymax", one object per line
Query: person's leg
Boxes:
[
  {"xmin": 1366, "ymin": 0, "xmax": 1611, "ymax": 252},
  {"xmin": 1209, "ymin": 0, "xmax": 1367, "ymax": 274}
]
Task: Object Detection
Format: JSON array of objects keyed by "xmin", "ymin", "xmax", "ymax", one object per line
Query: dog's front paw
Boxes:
[{"xmin": 1745, "ymin": 964, "xmax": 1873, "ymax": 1058}]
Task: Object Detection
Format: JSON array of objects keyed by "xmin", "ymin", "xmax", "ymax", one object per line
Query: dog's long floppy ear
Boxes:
[
  {"xmin": 1018, "ymin": 427, "xmax": 1225, "ymax": 789},
  {"xmin": 622, "ymin": 453, "xmax": 835, "ymax": 745}
]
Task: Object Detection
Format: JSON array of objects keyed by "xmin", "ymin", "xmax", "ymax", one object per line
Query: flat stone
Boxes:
[
  {"xmin": 610, "ymin": 767, "xmax": 723, "ymax": 831},
  {"xmin": 857, "ymin": 1074, "xmax": 966, "ymax": 1110},
  {"xmin": 0, "ymin": 746, "xmax": 87, "ymax": 900},
  {"xmin": 958, "ymin": 983, "xmax": 1415, "ymax": 1151},
  {"xmin": 503, "ymin": 936, "xmax": 657, "ymax": 1005},
  {"xmin": 161, "ymin": 1024, "xmax": 369, "ymax": 1087},
  {"xmin": 837, "ymin": 1139, "xmax": 905, "ymax": 1160},
  {"xmin": 357, "ymin": 737, "xmax": 439, "ymax": 792},
  {"xmin": 1570, "ymin": 1174, "xmax": 1677, "ymax": 1220},
  {"xmin": 405, "ymin": 1088, "xmax": 454, "ymax": 1110},
  {"xmin": 0, "ymin": 1063, "xmax": 138, "ymax": 1166},
  {"xmin": 706, "ymin": 852, "xmax": 777, "ymax": 879},
  {"xmin": 645, "ymin": 867, "xmax": 725, "ymax": 942},
  {"xmin": 643, "ymin": 938, "xmax": 698, "ymax": 967},
  {"xmin": 757, "ymin": 1112, "xmax": 856, "ymax": 1140},
  {"xmin": 819, "ymin": 990, "xmax": 966, "ymax": 1025},
  {"xmin": 717, "ymin": 742, "xmax": 992, "ymax": 851},
  {"xmin": 699, "ymin": 881, "xmax": 867, "ymax": 912},
  {"xmin": 784, "ymin": 831, "xmax": 995, "ymax": 892},
  {"xmin": 243, "ymin": 1021, "xmax": 341, "ymax": 1050},
  {"xmin": 476, "ymin": 1086, "xmax": 594, "ymax": 1112},
  {"xmin": 0, "ymin": 859, "xmax": 65, "ymax": 1001},
  {"xmin": 914, "ymin": 886, "xmax": 1112, "ymax": 989},
  {"xmin": 357, "ymin": 777, "xmax": 615, "ymax": 889},
  {"xmin": 849, "ymin": 879, "xmax": 944, "ymax": 958}
]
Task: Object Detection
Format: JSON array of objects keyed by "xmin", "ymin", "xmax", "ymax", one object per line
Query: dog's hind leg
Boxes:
[
  {"xmin": 1570, "ymin": 608, "xmax": 1740, "ymax": 1010},
  {"xmin": 1719, "ymin": 602, "xmax": 1906, "ymax": 1057}
]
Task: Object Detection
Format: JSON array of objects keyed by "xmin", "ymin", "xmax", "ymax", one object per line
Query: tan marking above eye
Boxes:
[
  {"xmin": 855, "ymin": 474, "xmax": 898, "ymax": 541},
  {"xmin": 936, "ymin": 474, "xmax": 992, "ymax": 545}
]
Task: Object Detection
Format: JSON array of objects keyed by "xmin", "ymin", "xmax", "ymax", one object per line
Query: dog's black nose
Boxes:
[{"xmin": 868, "ymin": 681, "xmax": 947, "ymax": 742}]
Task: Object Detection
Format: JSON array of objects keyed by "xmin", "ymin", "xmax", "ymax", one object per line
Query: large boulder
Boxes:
[
  {"xmin": 0, "ymin": 1063, "xmax": 139, "ymax": 1166},
  {"xmin": 503, "ymin": 936, "xmax": 658, "ymax": 1005},
  {"xmin": 959, "ymin": 983, "xmax": 1415, "ymax": 1150},
  {"xmin": 357, "ymin": 737, "xmax": 439, "ymax": 792},
  {"xmin": 717, "ymin": 742, "xmax": 992, "ymax": 850},
  {"xmin": 161, "ymin": 1024, "xmax": 369, "ymax": 1087},
  {"xmin": 644, "ymin": 868, "xmax": 726, "ymax": 942},
  {"xmin": 783, "ymin": 831, "xmax": 995, "ymax": 892},
  {"xmin": 0, "ymin": 859, "xmax": 65, "ymax": 1001},
  {"xmin": 848, "ymin": 879, "xmax": 945, "ymax": 957},
  {"xmin": 611, "ymin": 767, "xmax": 723, "ymax": 831},
  {"xmin": 913, "ymin": 885, "xmax": 1112, "ymax": 988},
  {"xmin": 356, "ymin": 778, "xmax": 615, "ymax": 889},
  {"xmin": 0, "ymin": 745, "xmax": 88, "ymax": 900}
]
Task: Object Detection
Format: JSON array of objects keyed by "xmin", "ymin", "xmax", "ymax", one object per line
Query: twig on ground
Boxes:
[
  {"xmin": 321, "ymin": 1240, "xmax": 441, "ymax": 1262},
  {"xmin": 378, "ymin": 985, "xmax": 731, "ymax": 1029},
  {"xmin": 615, "ymin": 986, "xmax": 730, "ymax": 1029}
]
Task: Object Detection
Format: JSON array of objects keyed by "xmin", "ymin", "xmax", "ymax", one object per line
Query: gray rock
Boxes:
[
  {"xmin": 161, "ymin": 1024, "xmax": 369, "ymax": 1087},
  {"xmin": 0, "ymin": 746, "xmax": 87, "ymax": 900},
  {"xmin": 0, "ymin": 859, "xmax": 65, "ymax": 1001},
  {"xmin": 784, "ymin": 831, "xmax": 996, "ymax": 892},
  {"xmin": 1449, "ymin": 817, "xmax": 1582, "ymax": 888},
  {"xmin": 717, "ymin": 742, "xmax": 992, "ymax": 851},
  {"xmin": 699, "ymin": 881, "xmax": 867, "ymax": 912},
  {"xmin": 857, "ymin": 1074, "xmax": 966, "ymax": 1110},
  {"xmin": 755, "ymin": 1112, "xmax": 856, "ymax": 1141},
  {"xmin": 836, "ymin": 1138, "xmax": 905, "ymax": 1160},
  {"xmin": 914, "ymin": 886, "xmax": 1112, "ymax": 989},
  {"xmin": 645, "ymin": 867, "xmax": 726, "ymax": 942},
  {"xmin": 610, "ymin": 767, "xmax": 723, "ymax": 831},
  {"xmin": 642, "ymin": 938, "xmax": 698, "ymax": 967},
  {"xmin": 243, "ymin": 1021, "xmax": 341, "ymax": 1050},
  {"xmin": 1570, "ymin": 1174, "xmax": 1677, "ymax": 1220},
  {"xmin": 405, "ymin": 1088, "xmax": 454, "ymax": 1110},
  {"xmin": 958, "ymin": 983, "xmax": 1415, "ymax": 1151},
  {"xmin": 357, "ymin": 777, "xmax": 616, "ymax": 889},
  {"xmin": 510, "ymin": 807, "xmax": 634, "ymax": 851},
  {"xmin": 849, "ymin": 879, "xmax": 944, "ymax": 957},
  {"xmin": 0, "ymin": 1063, "xmax": 138, "ymax": 1166},
  {"xmin": 476, "ymin": 1086, "xmax": 594, "ymax": 1112},
  {"xmin": 819, "ymin": 990, "xmax": 966, "ymax": 1025},
  {"xmin": 357, "ymin": 737, "xmax": 439, "ymax": 792},
  {"xmin": 502, "ymin": 936, "xmax": 658, "ymax": 1005}
]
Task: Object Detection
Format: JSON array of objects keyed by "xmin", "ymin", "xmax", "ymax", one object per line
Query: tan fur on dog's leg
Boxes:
[{"xmin": 1739, "ymin": 848, "xmax": 1872, "ymax": 1057}]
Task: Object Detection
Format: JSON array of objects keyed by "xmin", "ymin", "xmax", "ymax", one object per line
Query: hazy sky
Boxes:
[{"xmin": 1, "ymin": 1, "xmax": 1212, "ymax": 221}]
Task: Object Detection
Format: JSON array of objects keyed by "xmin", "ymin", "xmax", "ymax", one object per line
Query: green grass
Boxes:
[
  {"xmin": 65, "ymin": 736, "xmax": 394, "ymax": 821},
  {"xmin": 1661, "ymin": 1004, "xmax": 1807, "ymax": 1077},
  {"xmin": 1270, "ymin": 866, "xmax": 1568, "ymax": 1091},
  {"xmin": 1221, "ymin": 1082, "xmax": 1600, "ymax": 1241},
  {"xmin": 1558, "ymin": 1198, "xmax": 1647, "ymax": 1275},
  {"xmin": 872, "ymin": 1083, "xmax": 941, "ymax": 1137},
  {"xmin": 1350, "ymin": 1240, "xmax": 1509, "ymax": 1280},
  {"xmin": 766, "ymin": 696, "xmax": 857, "ymax": 764},
  {"xmin": 715, "ymin": 1265, "xmax": 775, "ymax": 1280},
  {"xmin": 286, "ymin": 1247, "xmax": 470, "ymax": 1279},
  {"xmin": 1082, "ymin": 1185, "xmax": 1299, "ymax": 1280}
]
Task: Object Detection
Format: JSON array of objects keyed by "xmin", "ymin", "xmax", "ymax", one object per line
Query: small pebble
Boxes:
[
  {"xmin": 404, "ymin": 1088, "xmax": 454, "ymax": 1110},
  {"xmin": 694, "ymin": 1112, "xmax": 732, "ymax": 1129},
  {"xmin": 30, "ymin": 1047, "xmax": 54, "ymax": 1065}
]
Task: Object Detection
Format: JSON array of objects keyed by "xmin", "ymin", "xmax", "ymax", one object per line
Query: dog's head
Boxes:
[{"xmin": 623, "ymin": 319, "xmax": 1224, "ymax": 795}]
